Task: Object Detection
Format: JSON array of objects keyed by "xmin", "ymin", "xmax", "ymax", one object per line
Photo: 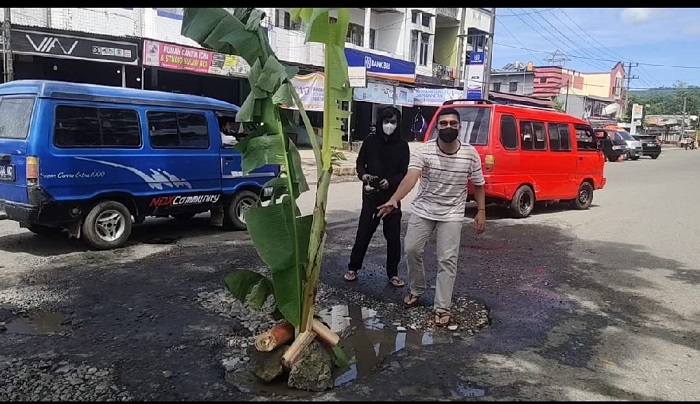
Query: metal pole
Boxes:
[
  {"xmin": 564, "ymin": 81, "xmax": 569, "ymax": 114},
  {"xmin": 454, "ymin": 8, "xmax": 467, "ymax": 88},
  {"xmin": 482, "ymin": 7, "xmax": 496, "ymax": 99},
  {"xmin": 347, "ymin": 100, "xmax": 353, "ymax": 150},
  {"xmin": 121, "ymin": 65, "xmax": 126, "ymax": 88},
  {"xmin": 3, "ymin": 8, "xmax": 13, "ymax": 82},
  {"xmin": 680, "ymin": 96, "xmax": 687, "ymax": 144},
  {"xmin": 140, "ymin": 67, "xmax": 144, "ymax": 90}
]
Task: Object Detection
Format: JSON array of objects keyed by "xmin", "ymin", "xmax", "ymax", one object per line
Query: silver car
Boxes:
[{"xmin": 616, "ymin": 130, "xmax": 643, "ymax": 160}]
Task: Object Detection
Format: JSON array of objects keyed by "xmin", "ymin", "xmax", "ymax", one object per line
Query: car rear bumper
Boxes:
[{"xmin": 0, "ymin": 199, "xmax": 38, "ymax": 223}]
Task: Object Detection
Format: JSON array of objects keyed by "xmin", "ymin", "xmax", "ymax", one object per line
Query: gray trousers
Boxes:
[{"xmin": 404, "ymin": 213, "xmax": 463, "ymax": 314}]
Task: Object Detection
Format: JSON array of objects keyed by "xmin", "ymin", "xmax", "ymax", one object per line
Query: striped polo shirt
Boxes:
[{"xmin": 409, "ymin": 139, "xmax": 485, "ymax": 222}]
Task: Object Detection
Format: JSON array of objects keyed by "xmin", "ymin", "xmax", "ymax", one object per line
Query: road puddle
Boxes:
[
  {"xmin": 227, "ymin": 304, "xmax": 456, "ymax": 397},
  {"xmin": 2, "ymin": 312, "xmax": 69, "ymax": 335}
]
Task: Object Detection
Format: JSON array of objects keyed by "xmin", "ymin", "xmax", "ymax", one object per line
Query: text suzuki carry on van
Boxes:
[
  {"xmin": 0, "ymin": 80, "xmax": 279, "ymax": 250},
  {"xmin": 423, "ymin": 99, "xmax": 606, "ymax": 218}
]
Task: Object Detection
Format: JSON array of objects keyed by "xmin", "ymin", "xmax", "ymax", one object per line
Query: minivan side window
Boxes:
[
  {"xmin": 147, "ymin": 111, "xmax": 210, "ymax": 149},
  {"xmin": 499, "ymin": 115, "xmax": 518, "ymax": 150},
  {"xmin": 54, "ymin": 105, "xmax": 141, "ymax": 148},
  {"xmin": 574, "ymin": 124, "xmax": 597, "ymax": 151},
  {"xmin": 0, "ymin": 97, "xmax": 35, "ymax": 140},
  {"xmin": 547, "ymin": 123, "xmax": 572, "ymax": 151},
  {"xmin": 520, "ymin": 121, "xmax": 547, "ymax": 151}
]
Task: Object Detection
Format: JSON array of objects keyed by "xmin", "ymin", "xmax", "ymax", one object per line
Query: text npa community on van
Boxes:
[{"xmin": 149, "ymin": 194, "xmax": 221, "ymax": 208}]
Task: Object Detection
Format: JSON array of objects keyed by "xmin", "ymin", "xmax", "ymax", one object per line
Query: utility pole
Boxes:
[
  {"xmin": 2, "ymin": 8, "xmax": 12, "ymax": 83},
  {"xmin": 680, "ymin": 95, "xmax": 687, "ymax": 144},
  {"xmin": 482, "ymin": 7, "xmax": 496, "ymax": 100},
  {"xmin": 454, "ymin": 8, "xmax": 467, "ymax": 88},
  {"xmin": 622, "ymin": 62, "xmax": 638, "ymax": 120}
]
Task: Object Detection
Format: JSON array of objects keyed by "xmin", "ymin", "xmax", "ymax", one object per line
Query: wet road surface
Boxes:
[{"xmin": 0, "ymin": 147, "xmax": 698, "ymax": 400}]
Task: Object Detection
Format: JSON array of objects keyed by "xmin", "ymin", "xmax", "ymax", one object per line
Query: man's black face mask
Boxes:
[{"xmin": 438, "ymin": 127, "xmax": 459, "ymax": 143}]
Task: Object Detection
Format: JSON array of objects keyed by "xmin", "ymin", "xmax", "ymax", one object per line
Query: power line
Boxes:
[
  {"xmin": 495, "ymin": 19, "xmax": 543, "ymax": 65},
  {"xmin": 498, "ymin": 8, "xmax": 556, "ymax": 17}
]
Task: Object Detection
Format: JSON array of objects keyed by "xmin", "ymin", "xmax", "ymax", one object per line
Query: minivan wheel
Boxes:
[
  {"xmin": 509, "ymin": 186, "xmax": 535, "ymax": 218},
  {"xmin": 81, "ymin": 201, "xmax": 132, "ymax": 250},
  {"xmin": 225, "ymin": 190, "xmax": 260, "ymax": 231},
  {"xmin": 27, "ymin": 224, "xmax": 64, "ymax": 236},
  {"xmin": 571, "ymin": 182, "xmax": 594, "ymax": 210},
  {"xmin": 651, "ymin": 154, "xmax": 659, "ymax": 159}
]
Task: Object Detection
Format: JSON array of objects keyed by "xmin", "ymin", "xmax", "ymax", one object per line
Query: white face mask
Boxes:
[{"xmin": 383, "ymin": 123, "xmax": 397, "ymax": 135}]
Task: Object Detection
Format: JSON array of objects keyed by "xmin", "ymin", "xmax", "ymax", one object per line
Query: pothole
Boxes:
[
  {"xmin": 226, "ymin": 304, "xmax": 459, "ymax": 397},
  {"xmin": 1, "ymin": 312, "xmax": 70, "ymax": 335}
]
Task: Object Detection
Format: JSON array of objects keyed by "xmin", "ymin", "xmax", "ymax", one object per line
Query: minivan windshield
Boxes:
[
  {"xmin": 615, "ymin": 130, "xmax": 634, "ymax": 141},
  {"xmin": 428, "ymin": 106, "xmax": 492, "ymax": 145},
  {"xmin": 0, "ymin": 97, "xmax": 35, "ymax": 139}
]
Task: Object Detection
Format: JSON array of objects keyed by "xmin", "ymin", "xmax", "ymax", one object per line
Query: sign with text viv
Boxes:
[{"xmin": 344, "ymin": 48, "xmax": 416, "ymax": 84}]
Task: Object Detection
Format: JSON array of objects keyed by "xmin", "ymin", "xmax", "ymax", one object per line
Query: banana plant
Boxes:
[{"xmin": 181, "ymin": 8, "xmax": 351, "ymax": 337}]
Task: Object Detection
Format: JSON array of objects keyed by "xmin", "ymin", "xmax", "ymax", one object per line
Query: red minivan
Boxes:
[{"xmin": 423, "ymin": 99, "xmax": 606, "ymax": 218}]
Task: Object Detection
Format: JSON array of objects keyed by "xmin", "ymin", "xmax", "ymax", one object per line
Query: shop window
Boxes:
[
  {"xmin": 411, "ymin": 10, "xmax": 420, "ymax": 24},
  {"xmin": 419, "ymin": 33, "xmax": 430, "ymax": 66},
  {"xmin": 547, "ymin": 123, "xmax": 572, "ymax": 151},
  {"xmin": 500, "ymin": 114, "xmax": 518, "ymax": 150},
  {"xmin": 54, "ymin": 105, "xmax": 141, "ymax": 148},
  {"xmin": 148, "ymin": 111, "xmax": 209, "ymax": 149}
]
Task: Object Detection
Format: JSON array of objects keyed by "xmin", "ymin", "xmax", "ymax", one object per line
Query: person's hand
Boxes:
[
  {"xmin": 379, "ymin": 179, "xmax": 389, "ymax": 189},
  {"xmin": 474, "ymin": 209, "xmax": 486, "ymax": 235},
  {"xmin": 376, "ymin": 199, "xmax": 398, "ymax": 219},
  {"xmin": 361, "ymin": 174, "xmax": 371, "ymax": 182}
]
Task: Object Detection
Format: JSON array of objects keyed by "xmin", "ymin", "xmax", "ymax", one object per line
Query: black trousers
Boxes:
[{"xmin": 348, "ymin": 197, "xmax": 402, "ymax": 278}]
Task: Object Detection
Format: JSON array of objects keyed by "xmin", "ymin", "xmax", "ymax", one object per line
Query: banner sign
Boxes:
[
  {"xmin": 288, "ymin": 72, "xmax": 325, "ymax": 112},
  {"xmin": 414, "ymin": 88, "xmax": 464, "ymax": 106},
  {"xmin": 345, "ymin": 48, "xmax": 416, "ymax": 84},
  {"xmin": 12, "ymin": 28, "xmax": 139, "ymax": 65},
  {"xmin": 142, "ymin": 39, "xmax": 250, "ymax": 77}
]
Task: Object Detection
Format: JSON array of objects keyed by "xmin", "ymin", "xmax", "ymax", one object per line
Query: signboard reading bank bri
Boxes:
[
  {"xmin": 142, "ymin": 39, "xmax": 250, "ymax": 78},
  {"xmin": 345, "ymin": 48, "xmax": 416, "ymax": 84}
]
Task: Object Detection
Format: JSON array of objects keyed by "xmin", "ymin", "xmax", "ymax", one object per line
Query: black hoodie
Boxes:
[{"xmin": 355, "ymin": 110, "xmax": 410, "ymax": 205}]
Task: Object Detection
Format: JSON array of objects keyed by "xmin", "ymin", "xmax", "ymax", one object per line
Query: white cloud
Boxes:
[{"xmin": 619, "ymin": 8, "xmax": 656, "ymax": 24}]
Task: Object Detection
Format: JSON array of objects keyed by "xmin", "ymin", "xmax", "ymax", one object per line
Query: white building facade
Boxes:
[{"xmin": 1, "ymin": 8, "xmax": 492, "ymax": 141}]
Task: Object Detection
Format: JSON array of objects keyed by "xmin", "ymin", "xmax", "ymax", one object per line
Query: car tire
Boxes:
[
  {"xmin": 509, "ymin": 185, "xmax": 535, "ymax": 218},
  {"xmin": 225, "ymin": 190, "xmax": 260, "ymax": 231},
  {"xmin": 650, "ymin": 154, "xmax": 659, "ymax": 159},
  {"xmin": 630, "ymin": 155, "xmax": 640, "ymax": 161},
  {"xmin": 81, "ymin": 200, "xmax": 133, "ymax": 250},
  {"xmin": 571, "ymin": 182, "xmax": 594, "ymax": 210},
  {"xmin": 27, "ymin": 224, "xmax": 64, "ymax": 236},
  {"xmin": 172, "ymin": 213, "xmax": 197, "ymax": 221}
]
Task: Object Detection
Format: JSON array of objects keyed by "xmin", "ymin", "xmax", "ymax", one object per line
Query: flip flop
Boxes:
[
  {"xmin": 389, "ymin": 276, "xmax": 405, "ymax": 287},
  {"xmin": 344, "ymin": 270, "xmax": 358, "ymax": 282},
  {"xmin": 434, "ymin": 312, "xmax": 452, "ymax": 327},
  {"xmin": 403, "ymin": 293, "xmax": 420, "ymax": 308}
]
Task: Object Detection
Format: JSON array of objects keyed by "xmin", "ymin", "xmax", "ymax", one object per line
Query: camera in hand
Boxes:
[{"xmin": 363, "ymin": 175, "xmax": 382, "ymax": 194}]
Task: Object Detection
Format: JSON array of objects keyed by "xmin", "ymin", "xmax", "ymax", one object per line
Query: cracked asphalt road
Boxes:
[{"xmin": 1, "ymin": 148, "xmax": 699, "ymax": 400}]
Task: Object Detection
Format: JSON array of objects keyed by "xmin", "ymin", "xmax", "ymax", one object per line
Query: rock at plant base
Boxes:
[
  {"xmin": 287, "ymin": 340, "xmax": 334, "ymax": 391},
  {"xmin": 249, "ymin": 345, "xmax": 289, "ymax": 383}
]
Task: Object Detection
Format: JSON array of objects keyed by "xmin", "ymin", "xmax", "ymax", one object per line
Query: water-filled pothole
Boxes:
[
  {"xmin": 2, "ymin": 312, "xmax": 69, "ymax": 335},
  {"xmin": 226, "ymin": 304, "xmax": 457, "ymax": 397}
]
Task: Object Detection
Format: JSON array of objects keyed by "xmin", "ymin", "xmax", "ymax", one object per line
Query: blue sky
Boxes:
[{"xmin": 492, "ymin": 8, "xmax": 700, "ymax": 89}]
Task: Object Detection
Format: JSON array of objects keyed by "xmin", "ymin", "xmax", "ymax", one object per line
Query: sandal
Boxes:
[
  {"xmin": 344, "ymin": 270, "xmax": 358, "ymax": 282},
  {"xmin": 403, "ymin": 293, "xmax": 421, "ymax": 308},
  {"xmin": 389, "ymin": 276, "xmax": 405, "ymax": 288},
  {"xmin": 434, "ymin": 312, "xmax": 452, "ymax": 327}
]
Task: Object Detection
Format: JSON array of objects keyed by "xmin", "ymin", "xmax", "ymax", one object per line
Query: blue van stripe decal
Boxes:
[{"xmin": 73, "ymin": 157, "xmax": 192, "ymax": 190}]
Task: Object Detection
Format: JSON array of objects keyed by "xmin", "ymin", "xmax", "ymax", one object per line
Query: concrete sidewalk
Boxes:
[{"xmin": 298, "ymin": 141, "xmax": 424, "ymax": 184}]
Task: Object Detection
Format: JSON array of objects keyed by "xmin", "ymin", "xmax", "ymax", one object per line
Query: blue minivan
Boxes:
[{"xmin": 0, "ymin": 80, "xmax": 278, "ymax": 250}]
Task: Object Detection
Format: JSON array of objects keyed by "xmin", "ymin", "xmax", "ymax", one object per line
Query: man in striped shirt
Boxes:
[{"xmin": 377, "ymin": 107, "xmax": 486, "ymax": 327}]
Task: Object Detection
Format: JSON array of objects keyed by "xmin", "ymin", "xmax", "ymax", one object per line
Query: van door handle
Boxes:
[
  {"xmin": 578, "ymin": 157, "xmax": 583, "ymax": 160},
  {"xmin": 223, "ymin": 156, "xmax": 235, "ymax": 161}
]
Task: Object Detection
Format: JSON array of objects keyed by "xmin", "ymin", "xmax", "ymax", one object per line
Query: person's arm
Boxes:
[
  {"xmin": 356, "ymin": 141, "xmax": 368, "ymax": 180},
  {"xmin": 385, "ymin": 142, "xmax": 409, "ymax": 189},
  {"xmin": 470, "ymin": 151, "xmax": 487, "ymax": 233},
  {"xmin": 377, "ymin": 148, "xmax": 424, "ymax": 217}
]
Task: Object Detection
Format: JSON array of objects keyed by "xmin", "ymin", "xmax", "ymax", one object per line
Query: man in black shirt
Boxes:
[{"xmin": 344, "ymin": 106, "xmax": 410, "ymax": 287}]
